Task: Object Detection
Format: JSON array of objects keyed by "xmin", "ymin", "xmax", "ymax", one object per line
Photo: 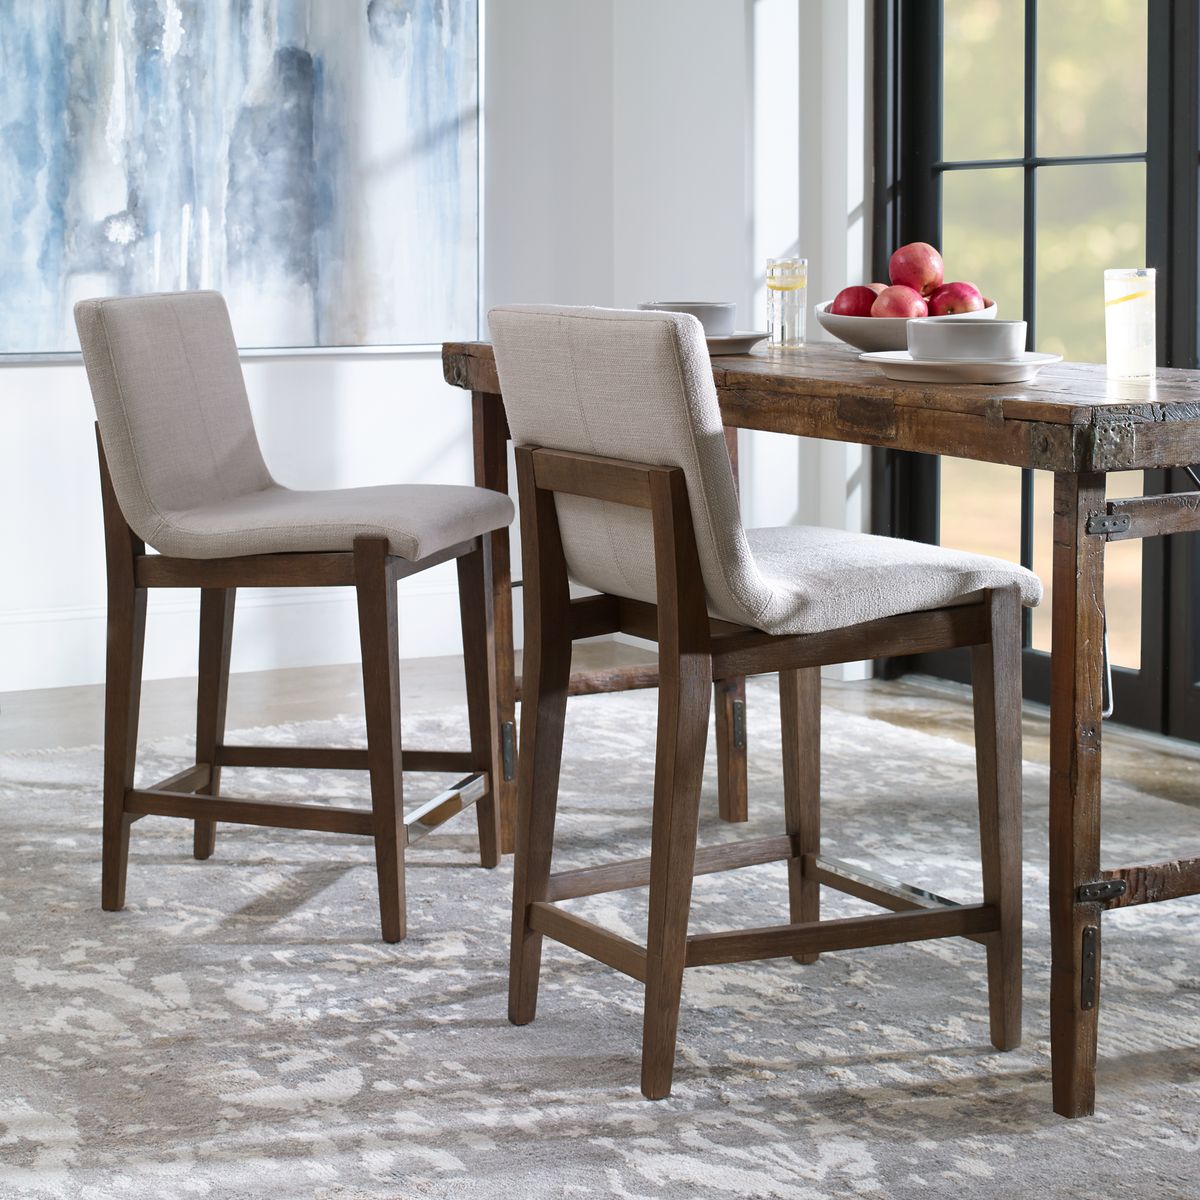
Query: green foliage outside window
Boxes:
[{"xmin": 941, "ymin": 0, "xmax": 1146, "ymax": 362}]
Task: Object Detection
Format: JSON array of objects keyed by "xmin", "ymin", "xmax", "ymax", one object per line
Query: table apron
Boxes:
[
  {"xmin": 717, "ymin": 394, "xmax": 1083, "ymax": 470},
  {"xmin": 720, "ymin": 395, "xmax": 1200, "ymax": 473},
  {"xmin": 1089, "ymin": 413, "xmax": 1200, "ymax": 472},
  {"xmin": 440, "ymin": 349, "xmax": 1200, "ymax": 474}
]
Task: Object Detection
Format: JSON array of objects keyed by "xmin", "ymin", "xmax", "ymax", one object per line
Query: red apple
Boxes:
[
  {"xmin": 867, "ymin": 282, "xmax": 888, "ymax": 295},
  {"xmin": 871, "ymin": 285, "xmax": 928, "ymax": 318},
  {"xmin": 889, "ymin": 241, "xmax": 944, "ymax": 296},
  {"xmin": 829, "ymin": 285, "xmax": 878, "ymax": 317},
  {"xmin": 927, "ymin": 281, "xmax": 985, "ymax": 315}
]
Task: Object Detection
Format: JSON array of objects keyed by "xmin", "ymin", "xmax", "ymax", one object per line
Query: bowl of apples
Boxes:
[{"xmin": 816, "ymin": 242, "xmax": 996, "ymax": 353}]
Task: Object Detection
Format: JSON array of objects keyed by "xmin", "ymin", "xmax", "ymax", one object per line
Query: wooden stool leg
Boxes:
[
  {"xmin": 101, "ymin": 585, "xmax": 146, "ymax": 911},
  {"xmin": 971, "ymin": 586, "xmax": 1024, "ymax": 1051},
  {"xmin": 506, "ymin": 614, "xmax": 571, "ymax": 1025},
  {"xmin": 473, "ymin": 391, "xmax": 519, "ymax": 855},
  {"xmin": 716, "ymin": 427, "xmax": 749, "ymax": 824},
  {"xmin": 781, "ymin": 667, "xmax": 821, "ymax": 963},
  {"xmin": 715, "ymin": 678, "xmax": 748, "ymax": 823},
  {"xmin": 509, "ymin": 449, "xmax": 573, "ymax": 1025},
  {"xmin": 194, "ymin": 587, "xmax": 235, "ymax": 861},
  {"xmin": 354, "ymin": 537, "xmax": 406, "ymax": 944},
  {"xmin": 457, "ymin": 545, "xmax": 502, "ymax": 869},
  {"xmin": 640, "ymin": 653, "xmax": 712, "ymax": 1100}
]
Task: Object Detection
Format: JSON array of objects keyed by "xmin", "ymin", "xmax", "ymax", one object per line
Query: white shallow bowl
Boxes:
[
  {"xmin": 815, "ymin": 298, "xmax": 997, "ymax": 353},
  {"xmin": 908, "ymin": 317, "xmax": 1026, "ymax": 361},
  {"xmin": 638, "ymin": 300, "xmax": 736, "ymax": 336},
  {"xmin": 706, "ymin": 331, "xmax": 767, "ymax": 355}
]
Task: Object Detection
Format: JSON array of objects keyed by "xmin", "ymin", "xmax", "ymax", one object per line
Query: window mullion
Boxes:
[
  {"xmin": 1018, "ymin": 0, "xmax": 1039, "ymax": 604},
  {"xmin": 1022, "ymin": 0, "xmax": 1038, "ymax": 349}
]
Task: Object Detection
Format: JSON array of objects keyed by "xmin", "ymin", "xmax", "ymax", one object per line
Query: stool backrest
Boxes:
[
  {"xmin": 488, "ymin": 304, "xmax": 768, "ymax": 625},
  {"xmin": 75, "ymin": 291, "xmax": 273, "ymax": 545}
]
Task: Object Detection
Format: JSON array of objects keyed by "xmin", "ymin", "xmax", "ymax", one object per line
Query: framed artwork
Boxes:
[{"xmin": 0, "ymin": 1, "xmax": 479, "ymax": 355}]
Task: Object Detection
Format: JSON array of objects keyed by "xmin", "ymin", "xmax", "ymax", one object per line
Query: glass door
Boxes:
[{"xmin": 880, "ymin": 0, "xmax": 1169, "ymax": 729}]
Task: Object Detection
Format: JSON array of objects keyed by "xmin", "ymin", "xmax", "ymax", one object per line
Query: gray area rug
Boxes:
[{"xmin": 2, "ymin": 680, "xmax": 1199, "ymax": 1199}]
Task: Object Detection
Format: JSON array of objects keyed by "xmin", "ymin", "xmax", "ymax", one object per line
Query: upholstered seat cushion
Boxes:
[
  {"xmin": 134, "ymin": 482, "xmax": 515, "ymax": 562},
  {"xmin": 75, "ymin": 291, "xmax": 515, "ymax": 563},
  {"xmin": 743, "ymin": 525, "xmax": 1042, "ymax": 636},
  {"xmin": 490, "ymin": 303, "xmax": 1041, "ymax": 638}
]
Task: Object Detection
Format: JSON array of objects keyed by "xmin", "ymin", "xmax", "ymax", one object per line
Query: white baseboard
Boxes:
[{"xmin": 0, "ymin": 579, "xmax": 482, "ymax": 692}]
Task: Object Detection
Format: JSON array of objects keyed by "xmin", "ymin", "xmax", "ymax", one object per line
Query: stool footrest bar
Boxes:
[
  {"xmin": 125, "ymin": 789, "xmax": 374, "ymax": 835},
  {"xmin": 528, "ymin": 902, "xmax": 648, "ymax": 981},
  {"xmin": 218, "ymin": 745, "xmax": 369, "ymax": 770},
  {"xmin": 404, "ymin": 773, "xmax": 488, "ymax": 845},
  {"xmin": 805, "ymin": 855, "xmax": 993, "ymax": 947},
  {"xmin": 807, "ymin": 854, "xmax": 956, "ymax": 910},
  {"xmin": 685, "ymin": 904, "xmax": 999, "ymax": 967},
  {"xmin": 216, "ymin": 745, "xmax": 479, "ymax": 774},
  {"xmin": 148, "ymin": 764, "xmax": 212, "ymax": 794},
  {"xmin": 125, "ymin": 773, "xmax": 488, "ymax": 844},
  {"xmin": 546, "ymin": 835, "xmax": 794, "ymax": 901}
]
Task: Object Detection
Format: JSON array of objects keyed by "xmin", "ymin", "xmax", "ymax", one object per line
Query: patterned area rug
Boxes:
[{"xmin": 3, "ymin": 681, "xmax": 1200, "ymax": 1199}]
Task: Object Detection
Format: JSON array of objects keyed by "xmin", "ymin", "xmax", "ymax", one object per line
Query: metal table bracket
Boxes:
[
  {"xmin": 1086, "ymin": 512, "xmax": 1131, "ymax": 537},
  {"xmin": 1078, "ymin": 878, "xmax": 1128, "ymax": 903}
]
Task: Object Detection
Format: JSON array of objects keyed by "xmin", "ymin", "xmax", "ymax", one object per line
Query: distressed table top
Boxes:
[{"xmin": 442, "ymin": 340, "xmax": 1200, "ymax": 473}]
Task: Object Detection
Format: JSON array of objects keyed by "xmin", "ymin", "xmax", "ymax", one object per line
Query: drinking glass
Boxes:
[
  {"xmin": 767, "ymin": 257, "xmax": 807, "ymax": 349},
  {"xmin": 1104, "ymin": 268, "xmax": 1156, "ymax": 379}
]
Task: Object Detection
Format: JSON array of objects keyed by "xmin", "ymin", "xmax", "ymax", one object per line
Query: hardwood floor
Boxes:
[
  {"xmin": 3, "ymin": 648, "xmax": 1199, "ymax": 815},
  {"xmin": 0, "ymin": 642, "xmax": 655, "ymax": 753}
]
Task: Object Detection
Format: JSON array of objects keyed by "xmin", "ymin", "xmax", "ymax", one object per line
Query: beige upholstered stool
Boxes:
[
  {"xmin": 76, "ymin": 290, "xmax": 515, "ymax": 942},
  {"xmin": 489, "ymin": 304, "xmax": 1042, "ymax": 1098}
]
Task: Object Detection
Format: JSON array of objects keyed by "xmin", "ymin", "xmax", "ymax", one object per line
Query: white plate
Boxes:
[
  {"xmin": 706, "ymin": 331, "xmax": 768, "ymax": 355},
  {"xmin": 858, "ymin": 350, "xmax": 1062, "ymax": 384}
]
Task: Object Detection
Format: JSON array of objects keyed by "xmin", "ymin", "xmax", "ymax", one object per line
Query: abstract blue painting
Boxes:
[{"xmin": 0, "ymin": 0, "xmax": 479, "ymax": 354}]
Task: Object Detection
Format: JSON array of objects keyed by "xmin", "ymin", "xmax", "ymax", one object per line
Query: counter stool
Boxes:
[
  {"xmin": 76, "ymin": 291, "xmax": 515, "ymax": 942},
  {"xmin": 489, "ymin": 304, "xmax": 1042, "ymax": 1098}
]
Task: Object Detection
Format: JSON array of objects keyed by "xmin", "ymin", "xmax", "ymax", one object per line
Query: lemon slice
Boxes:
[{"xmin": 1104, "ymin": 289, "xmax": 1152, "ymax": 307}]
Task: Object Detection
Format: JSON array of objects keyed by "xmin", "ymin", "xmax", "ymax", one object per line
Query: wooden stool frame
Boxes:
[
  {"xmin": 96, "ymin": 428, "xmax": 503, "ymax": 943},
  {"xmin": 508, "ymin": 444, "xmax": 1024, "ymax": 1098}
]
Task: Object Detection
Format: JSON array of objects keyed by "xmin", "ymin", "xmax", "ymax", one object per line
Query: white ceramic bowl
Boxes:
[
  {"xmin": 815, "ymin": 298, "xmax": 997, "ymax": 353},
  {"xmin": 638, "ymin": 300, "xmax": 736, "ymax": 336},
  {"xmin": 907, "ymin": 317, "xmax": 1026, "ymax": 361}
]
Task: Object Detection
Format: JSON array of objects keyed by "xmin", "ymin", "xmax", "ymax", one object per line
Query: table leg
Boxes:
[
  {"xmin": 1048, "ymin": 470, "xmax": 1106, "ymax": 1118},
  {"xmin": 473, "ymin": 392, "xmax": 518, "ymax": 854},
  {"xmin": 718, "ymin": 426, "xmax": 749, "ymax": 823}
]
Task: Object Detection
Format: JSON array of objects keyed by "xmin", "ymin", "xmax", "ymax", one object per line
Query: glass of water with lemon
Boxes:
[
  {"xmin": 767, "ymin": 257, "xmax": 807, "ymax": 349},
  {"xmin": 1104, "ymin": 268, "xmax": 1156, "ymax": 380}
]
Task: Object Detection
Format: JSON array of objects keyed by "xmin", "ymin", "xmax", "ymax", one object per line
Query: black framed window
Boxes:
[{"xmin": 871, "ymin": 0, "xmax": 1200, "ymax": 733}]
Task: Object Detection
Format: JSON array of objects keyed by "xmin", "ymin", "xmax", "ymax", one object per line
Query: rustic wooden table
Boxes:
[{"xmin": 443, "ymin": 337, "xmax": 1200, "ymax": 1118}]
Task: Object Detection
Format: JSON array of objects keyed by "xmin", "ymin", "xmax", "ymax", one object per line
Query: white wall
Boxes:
[
  {"xmin": 744, "ymin": 0, "xmax": 872, "ymax": 541},
  {"xmin": 483, "ymin": 1, "xmax": 614, "ymax": 308},
  {"xmin": 0, "ymin": 0, "xmax": 873, "ymax": 693},
  {"xmin": 0, "ymin": 352, "xmax": 474, "ymax": 691},
  {"xmin": 610, "ymin": 0, "xmax": 753, "ymax": 316},
  {"xmin": 483, "ymin": 0, "xmax": 871, "ymax": 677},
  {"xmin": 798, "ymin": 0, "xmax": 874, "ymax": 657}
]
